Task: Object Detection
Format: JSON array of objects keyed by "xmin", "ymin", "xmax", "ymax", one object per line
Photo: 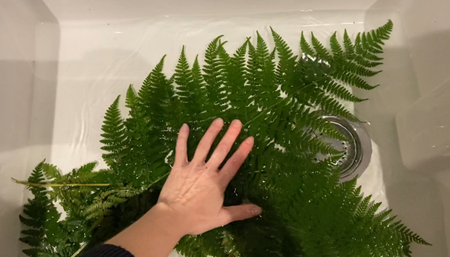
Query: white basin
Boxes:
[{"xmin": 1, "ymin": 0, "xmax": 449, "ymax": 256}]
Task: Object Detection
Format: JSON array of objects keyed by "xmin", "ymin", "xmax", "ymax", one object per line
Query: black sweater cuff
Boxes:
[{"xmin": 81, "ymin": 244, "xmax": 134, "ymax": 257}]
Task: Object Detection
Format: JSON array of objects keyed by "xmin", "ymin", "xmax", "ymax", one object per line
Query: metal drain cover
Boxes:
[{"xmin": 314, "ymin": 116, "xmax": 372, "ymax": 182}]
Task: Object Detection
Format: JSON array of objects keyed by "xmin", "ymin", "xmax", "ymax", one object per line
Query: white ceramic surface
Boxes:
[
  {"xmin": 397, "ymin": 82, "xmax": 450, "ymax": 174},
  {"xmin": 1, "ymin": 0, "xmax": 449, "ymax": 256}
]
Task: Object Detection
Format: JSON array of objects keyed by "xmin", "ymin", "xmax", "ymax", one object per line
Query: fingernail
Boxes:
[
  {"xmin": 181, "ymin": 123, "xmax": 189, "ymax": 131},
  {"xmin": 250, "ymin": 206, "xmax": 262, "ymax": 215},
  {"xmin": 214, "ymin": 118, "xmax": 224, "ymax": 125},
  {"xmin": 232, "ymin": 119, "xmax": 242, "ymax": 127},
  {"xmin": 246, "ymin": 137, "xmax": 254, "ymax": 145}
]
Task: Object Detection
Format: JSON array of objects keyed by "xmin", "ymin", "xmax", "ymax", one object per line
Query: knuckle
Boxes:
[
  {"xmin": 221, "ymin": 213, "xmax": 233, "ymax": 225},
  {"xmin": 217, "ymin": 144, "xmax": 230, "ymax": 153},
  {"xmin": 198, "ymin": 141, "xmax": 210, "ymax": 150}
]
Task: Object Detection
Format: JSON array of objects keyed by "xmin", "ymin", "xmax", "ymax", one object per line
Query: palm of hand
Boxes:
[{"xmin": 158, "ymin": 119, "xmax": 261, "ymax": 235}]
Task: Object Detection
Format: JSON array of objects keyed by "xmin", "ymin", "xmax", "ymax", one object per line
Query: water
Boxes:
[
  {"xmin": 35, "ymin": 10, "xmax": 373, "ymax": 169},
  {"xmin": 29, "ymin": 9, "xmax": 447, "ymax": 256}
]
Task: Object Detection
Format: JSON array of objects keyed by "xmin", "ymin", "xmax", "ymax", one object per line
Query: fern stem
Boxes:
[
  {"xmin": 244, "ymin": 97, "xmax": 288, "ymax": 126},
  {"xmin": 71, "ymin": 243, "xmax": 88, "ymax": 257},
  {"xmin": 146, "ymin": 172, "xmax": 170, "ymax": 189},
  {"xmin": 11, "ymin": 178, "xmax": 111, "ymax": 187}
]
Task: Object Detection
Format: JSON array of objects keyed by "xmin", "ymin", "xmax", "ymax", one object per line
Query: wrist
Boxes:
[
  {"xmin": 144, "ymin": 202, "xmax": 187, "ymax": 239},
  {"xmin": 107, "ymin": 202, "xmax": 186, "ymax": 257}
]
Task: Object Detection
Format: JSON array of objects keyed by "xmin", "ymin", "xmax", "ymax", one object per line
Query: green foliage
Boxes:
[
  {"xmin": 18, "ymin": 19, "xmax": 429, "ymax": 257},
  {"xmin": 19, "ymin": 161, "xmax": 84, "ymax": 257}
]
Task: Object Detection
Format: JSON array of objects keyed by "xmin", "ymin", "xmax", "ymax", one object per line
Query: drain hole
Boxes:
[{"xmin": 311, "ymin": 115, "xmax": 372, "ymax": 182}]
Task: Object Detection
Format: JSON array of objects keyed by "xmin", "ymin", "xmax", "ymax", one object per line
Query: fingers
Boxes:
[
  {"xmin": 218, "ymin": 204, "xmax": 262, "ymax": 225},
  {"xmin": 207, "ymin": 120, "xmax": 242, "ymax": 168},
  {"xmin": 174, "ymin": 124, "xmax": 190, "ymax": 166},
  {"xmin": 219, "ymin": 136, "xmax": 254, "ymax": 188},
  {"xmin": 192, "ymin": 118, "xmax": 224, "ymax": 164}
]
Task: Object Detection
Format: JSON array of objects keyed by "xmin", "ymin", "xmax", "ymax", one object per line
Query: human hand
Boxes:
[
  {"xmin": 157, "ymin": 118, "xmax": 262, "ymax": 236},
  {"xmin": 107, "ymin": 118, "xmax": 260, "ymax": 257}
]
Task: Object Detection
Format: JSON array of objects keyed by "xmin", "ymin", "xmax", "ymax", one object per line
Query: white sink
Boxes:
[{"xmin": 1, "ymin": 0, "xmax": 449, "ymax": 256}]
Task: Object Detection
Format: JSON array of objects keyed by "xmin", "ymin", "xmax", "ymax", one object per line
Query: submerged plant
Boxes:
[{"xmin": 15, "ymin": 20, "xmax": 429, "ymax": 257}]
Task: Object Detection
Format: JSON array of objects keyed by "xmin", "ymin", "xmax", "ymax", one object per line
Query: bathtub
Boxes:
[{"xmin": 0, "ymin": 0, "xmax": 448, "ymax": 256}]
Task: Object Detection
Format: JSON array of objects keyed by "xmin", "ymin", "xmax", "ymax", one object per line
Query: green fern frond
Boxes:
[
  {"xmin": 271, "ymin": 27, "xmax": 294, "ymax": 61},
  {"xmin": 27, "ymin": 161, "xmax": 45, "ymax": 183},
  {"xmin": 310, "ymin": 91, "xmax": 359, "ymax": 121},
  {"xmin": 271, "ymin": 27, "xmax": 297, "ymax": 94},
  {"xmin": 343, "ymin": 29, "xmax": 355, "ymax": 57},
  {"xmin": 343, "ymin": 61, "xmax": 381, "ymax": 77},
  {"xmin": 353, "ymin": 54, "xmax": 383, "ymax": 68},
  {"xmin": 366, "ymin": 202, "xmax": 383, "ymax": 217},
  {"xmin": 357, "ymin": 20, "xmax": 393, "ymax": 56},
  {"xmin": 330, "ymin": 32, "xmax": 344, "ymax": 59},
  {"xmin": 136, "ymin": 54, "xmax": 173, "ymax": 129},
  {"xmin": 256, "ymin": 31, "xmax": 271, "ymax": 60},
  {"xmin": 21, "ymin": 229, "xmax": 42, "ymax": 237},
  {"xmin": 140, "ymin": 55, "xmax": 167, "ymax": 99},
  {"xmin": 292, "ymin": 105, "xmax": 344, "ymax": 140},
  {"xmin": 361, "ymin": 33, "xmax": 383, "ymax": 54},
  {"xmin": 100, "ymin": 96, "xmax": 126, "ymax": 167},
  {"xmin": 84, "ymin": 187, "xmax": 143, "ymax": 221},
  {"xmin": 321, "ymin": 80, "xmax": 367, "ymax": 102},
  {"xmin": 392, "ymin": 222, "xmax": 431, "ymax": 245},
  {"xmin": 334, "ymin": 71, "xmax": 378, "ymax": 90},
  {"xmin": 269, "ymin": 47, "xmax": 276, "ymax": 61},
  {"xmin": 19, "ymin": 215, "xmax": 41, "ymax": 229},
  {"xmin": 251, "ymin": 32, "xmax": 276, "ymax": 106},
  {"xmin": 175, "ymin": 46, "xmax": 195, "ymax": 104},
  {"xmin": 53, "ymin": 162, "xmax": 100, "ymax": 185},
  {"xmin": 19, "ymin": 162, "xmax": 82, "ymax": 257},
  {"xmin": 203, "ymin": 36, "xmax": 225, "ymax": 114},
  {"xmin": 355, "ymin": 195, "xmax": 372, "ymax": 217},
  {"xmin": 219, "ymin": 39, "xmax": 249, "ymax": 120},
  {"xmin": 17, "ymin": 19, "xmax": 428, "ymax": 257},
  {"xmin": 192, "ymin": 56, "xmax": 208, "ymax": 87},
  {"xmin": 300, "ymin": 31, "xmax": 315, "ymax": 57},
  {"xmin": 19, "ymin": 236, "xmax": 41, "ymax": 247},
  {"xmin": 311, "ymin": 32, "xmax": 332, "ymax": 60},
  {"xmin": 203, "ymin": 35, "xmax": 224, "ymax": 79},
  {"xmin": 354, "ymin": 33, "xmax": 384, "ymax": 62},
  {"xmin": 120, "ymin": 55, "xmax": 173, "ymax": 186},
  {"xmin": 373, "ymin": 209, "xmax": 393, "ymax": 223},
  {"xmin": 125, "ymin": 84, "xmax": 137, "ymax": 109},
  {"xmin": 78, "ymin": 162, "xmax": 97, "ymax": 173},
  {"xmin": 41, "ymin": 163, "xmax": 61, "ymax": 180},
  {"xmin": 191, "ymin": 55, "xmax": 212, "ymax": 126}
]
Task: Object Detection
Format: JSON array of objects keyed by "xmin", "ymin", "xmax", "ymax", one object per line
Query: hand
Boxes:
[
  {"xmin": 107, "ymin": 118, "xmax": 261, "ymax": 257},
  {"xmin": 158, "ymin": 118, "xmax": 262, "ymax": 235}
]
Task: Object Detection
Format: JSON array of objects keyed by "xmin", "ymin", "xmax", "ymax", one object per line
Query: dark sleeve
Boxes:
[{"xmin": 81, "ymin": 244, "xmax": 134, "ymax": 257}]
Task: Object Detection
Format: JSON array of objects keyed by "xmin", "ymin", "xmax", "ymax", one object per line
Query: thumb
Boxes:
[{"xmin": 219, "ymin": 204, "xmax": 262, "ymax": 225}]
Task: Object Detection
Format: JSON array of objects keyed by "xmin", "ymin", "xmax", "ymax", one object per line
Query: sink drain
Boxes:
[{"xmin": 313, "ymin": 115, "xmax": 372, "ymax": 182}]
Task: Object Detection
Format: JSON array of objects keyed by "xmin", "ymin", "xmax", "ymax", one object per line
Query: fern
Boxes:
[
  {"xmin": 19, "ymin": 161, "xmax": 84, "ymax": 256},
  {"xmin": 100, "ymin": 96, "xmax": 127, "ymax": 168},
  {"xmin": 17, "ymin": 20, "xmax": 429, "ymax": 257}
]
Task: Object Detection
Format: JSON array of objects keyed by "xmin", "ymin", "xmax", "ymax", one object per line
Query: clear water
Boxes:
[{"xmin": 30, "ymin": 9, "xmax": 447, "ymax": 256}]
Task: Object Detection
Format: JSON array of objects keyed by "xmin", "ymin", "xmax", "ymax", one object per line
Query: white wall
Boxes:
[
  {"xmin": 399, "ymin": 0, "xmax": 450, "ymax": 96},
  {"xmin": 42, "ymin": 0, "xmax": 378, "ymax": 21},
  {"xmin": 0, "ymin": 0, "xmax": 58, "ymax": 255},
  {"xmin": 395, "ymin": 0, "xmax": 450, "ymax": 255}
]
